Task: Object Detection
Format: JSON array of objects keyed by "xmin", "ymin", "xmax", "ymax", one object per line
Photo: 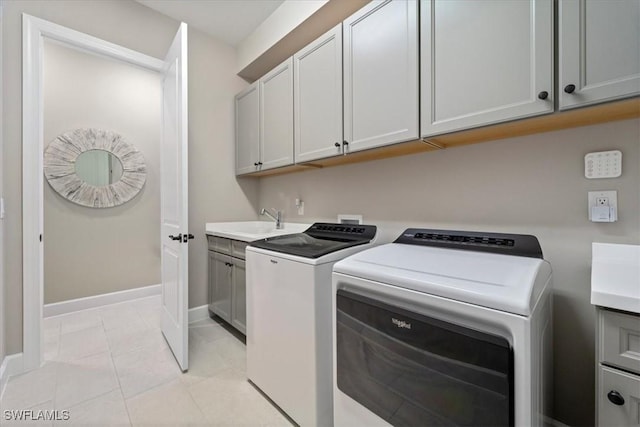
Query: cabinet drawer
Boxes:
[
  {"xmin": 600, "ymin": 309, "xmax": 640, "ymax": 375},
  {"xmin": 207, "ymin": 236, "xmax": 231, "ymax": 254},
  {"xmin": 598, "ymin": 365, "xmax": 640, "ymax": 426},
  {"xmin": 231, "ymin": 240, "xmax": 248, "ymax": 260}
]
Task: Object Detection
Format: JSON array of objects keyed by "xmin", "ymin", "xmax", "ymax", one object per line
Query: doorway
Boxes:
[
  {"xmin": 42, "ymin": 38, "xmax": 162, "ymax": 310},
  {"xmin": 22, "ymin": 15, "xmax": 189, "ymax": 373}
]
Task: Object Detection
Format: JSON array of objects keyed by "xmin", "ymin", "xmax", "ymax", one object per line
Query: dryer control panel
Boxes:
[{"xmin": 394, "ymin": 229, "xmax": 543, "ymax": 259}]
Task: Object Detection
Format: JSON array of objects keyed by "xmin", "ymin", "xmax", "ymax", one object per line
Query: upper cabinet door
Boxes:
[
  {"xmin": 294, "ymin": 24, "xmax": 343, "ymax": 163},
  {"xmin": 559, "ymin": 0, "xmax": 640, "ymax": 110},
  {"xmin": 260, "ymin": 58, "xmax": 294, "ymax": 170},
  {"xmin": 235, "ymin": 82, "xmax": 260, "ymax": 175},
  {"xmin": 421, "ymin": 0, "xmax": 554, "ymax": 137},
  {"xmin": 343, "ymin": 0, "xmax": 419, "ymax": 153}
]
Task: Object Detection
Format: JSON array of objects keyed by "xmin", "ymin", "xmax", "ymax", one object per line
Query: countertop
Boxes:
[
  {"xmin": 205, "ymin": 221, "xmax": 311, "ymax": 242},
  {"xmin": 591, "ymin": 242, "xmax": 640, "ymax": 314}
]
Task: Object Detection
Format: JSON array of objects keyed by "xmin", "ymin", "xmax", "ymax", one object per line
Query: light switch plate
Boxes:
[{"xmin": 585, "ymin": 150, "xmax": 622, "ymax": 179}]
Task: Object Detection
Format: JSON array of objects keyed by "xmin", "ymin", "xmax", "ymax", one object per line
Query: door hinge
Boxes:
[{"xmin": 39, "ymin": 234, "xmax": 42, "ymax": 242}]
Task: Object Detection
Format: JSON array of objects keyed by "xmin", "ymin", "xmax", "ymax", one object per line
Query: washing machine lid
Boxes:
[
  {"xmin": 333, "ymin": 232, "xmax": 551, "ymax": 316},
  {"xmin": 249, "ymin": 223, "xmax": 377, "ymax": 259}
]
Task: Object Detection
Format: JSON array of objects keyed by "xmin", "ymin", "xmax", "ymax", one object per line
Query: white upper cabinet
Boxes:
[
  {"xmin": 294, "ymin": 24, "xmax": 343, "ymax": 163},
  {"xmin": 559, "ymin": 0, "xmax": 640, "ymax": 110},
  {"xmin": 343, "ymin": 0, "xmax": 419, "ymax": 153},
  {"xmin": 235, "ymin": 82, "xmax": 260, "ymax": 175},
  {"xmin": 260, "ymin": 58, "xmax": 294, "ymax": 170},
  {"xmin": 421, "ymin": 0, "xmax": 554, "ymax": 137}
]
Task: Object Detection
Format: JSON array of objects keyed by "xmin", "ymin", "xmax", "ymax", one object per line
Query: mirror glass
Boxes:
[{"xmin": 74, "ymin": 149, "xmax": 124, "ymax": 186}]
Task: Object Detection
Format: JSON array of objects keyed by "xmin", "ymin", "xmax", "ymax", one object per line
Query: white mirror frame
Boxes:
[{"xmin": 44, "ymin": 128, "xmax": 146, "ymax": 208}]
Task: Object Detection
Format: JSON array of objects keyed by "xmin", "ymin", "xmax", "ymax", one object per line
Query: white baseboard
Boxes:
[
  {"xmin": 188, "ymin": 305, "xmax": 209, "ymax": 324},
  {"xmin": 0, "ymin": 353, "xmax": 24, "ymax": 400},
  {"xmin": 44, "ymin": 284, "xmax": 161, "ymax": 317}
]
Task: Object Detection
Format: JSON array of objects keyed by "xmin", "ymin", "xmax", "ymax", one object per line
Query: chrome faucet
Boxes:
[{"xmin": 260, "ymin": 208, "xmax": 283, "ymax": 229}]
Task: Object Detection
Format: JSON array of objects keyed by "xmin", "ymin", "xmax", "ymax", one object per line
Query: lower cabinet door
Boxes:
[
  {"xmin": 209, "ymin": 251, "xmax": 232, "ymax": 322},
  {"xmin": 599, "ymin": 365, "xmax": 640, "ymax": 426},
  {"xmin": 231, "ymin": 259, "xmax": 246, "ymax": 335}
]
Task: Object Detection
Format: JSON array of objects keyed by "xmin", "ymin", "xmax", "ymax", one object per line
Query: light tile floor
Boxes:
[{"xmin": 1, "ymin": 296, "xmax": 293, "ymax": 426}]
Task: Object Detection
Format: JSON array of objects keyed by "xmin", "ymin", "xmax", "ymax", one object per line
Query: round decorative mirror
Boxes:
[{"xmin": 44, "ymin": 128, "xmax": 146, "ymax": 208}]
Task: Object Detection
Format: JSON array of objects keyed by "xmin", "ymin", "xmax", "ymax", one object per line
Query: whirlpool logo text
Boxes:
[{"xmin": 391, "ymin": 318, "xmax": 412, "ymax": 329}]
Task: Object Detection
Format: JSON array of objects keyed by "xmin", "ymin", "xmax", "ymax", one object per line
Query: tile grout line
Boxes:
[
  {"xmin": 184, "ymin": 379, "xmax": 214, "ymax": 426},
  {"xmin": 105, "ymin": 316, "xmax": 134, "ymax": 427},
  {"xmin": 52, "ymin": 351, "xmax": 120, "ymax": 412}
]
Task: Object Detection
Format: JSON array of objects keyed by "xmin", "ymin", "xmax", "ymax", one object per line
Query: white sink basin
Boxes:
[{"xmin": 205, "ymin": 221, "xmax": 311, "ymax": 242}]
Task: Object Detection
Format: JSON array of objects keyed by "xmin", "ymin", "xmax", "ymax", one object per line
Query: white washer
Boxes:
[
  {"xmin": 246, "ymin": 223, "xmax": 378, "ymax": 427},
  {"xmin": 332, "ymin": 229, "xmax": 553, "ymax": 427}
]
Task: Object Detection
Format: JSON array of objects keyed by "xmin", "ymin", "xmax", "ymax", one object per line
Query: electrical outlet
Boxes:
[{"xmin": 588, "ymin": 191, "xmax": 618, "ymax": 222}]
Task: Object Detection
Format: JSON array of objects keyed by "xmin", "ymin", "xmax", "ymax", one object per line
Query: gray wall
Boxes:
[
  {"xmin": 1, "ymin": 0, "xmax": 258, "ymax": 355},
  {"xmin": 258, "ymin": 118, "xmax": 640, "ymax": 427},
  {"xmin": 43, "ymin": 40, "xmax": 161, "ymax": 304}
]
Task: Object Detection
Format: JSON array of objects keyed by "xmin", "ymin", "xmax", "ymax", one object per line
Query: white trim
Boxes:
[
  {"xmin": 22, "ymin": 14, "xmax": 164, "ymax": 373},
  {"xmin": 0, "ymin": 0, "xmax": 6, "ymax": 368},
  {"xmin": 188, "ymin": 305, "xmax": 209, "ymax": 324},
  {"xmin": 44, "ymin": 284, "xmax": 161, "ymax": 318},
  {"xmin": 0, "ymin": 353, "xmax": 24, "ymax": 400},
  {"xmin": 24, "ymin": 15, "xmax": 163, "ymax": 72}
]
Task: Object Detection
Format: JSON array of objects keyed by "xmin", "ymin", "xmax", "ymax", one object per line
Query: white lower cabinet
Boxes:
[
  {"xmin": 421, "ymin": 0, "xmax": 554, "ymax": 137},
  {"xmin": 343, "ymin": 0, "xmax": 419, "ymax": 153},
  {"xmin": 597, "ymin": 308, "xmax": 640, "ymax": 426},
  {"xmin": 599, "ymin": 366, "xmax": 640, "ymax": 426},
  {"xmin": 559, "ymin": 0, "xmax": 640, "ymax": 110}
]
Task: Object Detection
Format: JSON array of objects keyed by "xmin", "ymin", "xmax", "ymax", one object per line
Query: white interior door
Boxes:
[{"xmin": 160, "ymin": 22, "xmax": 189, "ymax": 372}]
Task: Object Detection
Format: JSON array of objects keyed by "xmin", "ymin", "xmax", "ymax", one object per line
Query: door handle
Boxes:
[
  {"xmin": 182, "ymin": 234, "xmax": 195, "ymax": 243},
  {"xmin": 169, "ymin": 234, "xmax": 182, "ymax": 241}
]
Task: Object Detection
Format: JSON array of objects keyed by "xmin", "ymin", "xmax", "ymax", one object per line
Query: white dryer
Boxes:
[
  {"xmin": 247, "ymin": 223, "xmax": 378, "ymax": 427},
  {"xmin": 332, "ymin": 229, "xmax": 553, "ymax": 427}
]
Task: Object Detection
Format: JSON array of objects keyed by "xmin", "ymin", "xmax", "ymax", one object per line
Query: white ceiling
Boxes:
[{"xmin": 135, "ymin": 0, "xmax": 285, "ymax": 46}]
